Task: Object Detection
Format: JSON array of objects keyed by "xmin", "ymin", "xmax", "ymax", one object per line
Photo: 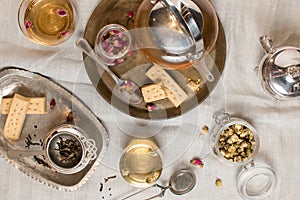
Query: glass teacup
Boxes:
[
  {"xmin": 18, "ymin": 0, "xmax": 76, "ymax": 46},
  {"xmin": 119, "ymin": 139, "xmax": 163, "ymax": 187}
]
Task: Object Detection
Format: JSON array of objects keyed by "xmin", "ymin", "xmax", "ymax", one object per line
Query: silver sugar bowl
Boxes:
[{"xmin": 257, "ymin": 35, "xmax": 300, "ymax": 100}]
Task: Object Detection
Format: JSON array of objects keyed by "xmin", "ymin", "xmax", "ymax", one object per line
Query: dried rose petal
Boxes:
[
  {"xmin": 50, "ymin": 98, "xmax": 56, "ymax": 109},
  {"xmin": 113, "ymin": 58, "xmax": 124, "ymax": 66},
  {"xmin": 124, "ymin": 80, "xmax": 133, "ymax": 87},
  {"xmin": 25, "ymin": 20, "xmax": 32, "ymax": 29},
  {"xmin": 112, "ymin": 30, "xmax": 120, "ymax": 34},
  {"xmin": 101, "ymin": 29, "xmax": 129, "ymax": 57},
  {"xmin": 127, "ymin": 10, "xmax": 134, "ymax": 19},
  {"xmin": 127, "ymin": 50, "xmax": 135, "ymax": 57},
  {"xmin": 119, "ymin": 80, "xmax": 134, "ymax": 93},
  {"xmin": 113, "ymin": 40, "xmax": 123, "ymax": 48},
  {"xmin": 60, "ymin": 30, "xmax": 69, "ymax": 37},
  {"xmin": 57, "ymin": 9, "xmax": 67, "ymax": 17},
  {"xmin": 118, "ymin": 32, "xmax": 125, "ymax": 38}
]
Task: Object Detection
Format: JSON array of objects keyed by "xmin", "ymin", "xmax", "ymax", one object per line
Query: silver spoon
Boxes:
[
  {"xmin": 76, "ymin": 38, "xmax": 143, "ymax": 105},
  {"xmin": 120, "ymin": 169, "xmax": 196, "ymax": 200}
]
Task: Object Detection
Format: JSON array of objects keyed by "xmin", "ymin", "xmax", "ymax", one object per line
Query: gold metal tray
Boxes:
[{"xmin": 83, "ymin": 0, "xmax": 226, "ymax": 119}]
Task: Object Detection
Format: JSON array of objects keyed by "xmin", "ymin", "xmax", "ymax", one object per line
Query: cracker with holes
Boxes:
[
  {"xmin": 1, "ymin": 97, "xmax": 46, "ymax": 114},
  {"xmin": 3, "ymin": 94, "xmax": 30, "ymax": 140},
  {"xmin": 141, "ymin": 84, "xmax": 167, "ymax": 103},
  {"xmin": 145, "ymin": 64, "xmax": 188, "ymax": 107}
]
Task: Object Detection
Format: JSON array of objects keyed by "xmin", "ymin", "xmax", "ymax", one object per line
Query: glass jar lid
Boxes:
[
  {"xmin": 259, "ymin": 35, "xmax": 300, "ymax": 99},
  {"xmin": 237, "ymin": 163, "xmax": 277, "ymax": 200}
]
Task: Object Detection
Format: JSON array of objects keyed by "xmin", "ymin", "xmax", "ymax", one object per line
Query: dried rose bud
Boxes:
[
  {"xmin": 146, "ymin": 103, "xmax": 156, "ymax": 112},
  {"xmin": 190, "ymin": 157, "xmax": 204, "ymax": 168},
  {"xmin": 50, "ymin": 98, "xmax": 56, "ymax": 109}
]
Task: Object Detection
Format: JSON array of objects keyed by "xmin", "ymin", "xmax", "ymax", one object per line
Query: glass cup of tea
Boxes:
[
  {"xmin": 18, "ymin": 0, "xmax": 76, "ymax": 46},
  {"xmin": 119, "ymin": 139, "xmax": 163, "ymax": 187}
]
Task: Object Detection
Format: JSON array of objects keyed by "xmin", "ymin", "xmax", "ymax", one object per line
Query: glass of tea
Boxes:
[
  {"xmin": 119, "ymin": 139, "xmax": 163, "ymax": 187},
  {"xmin": 18, "ymin": 0, "xmax": 76, "ymax": 46}
]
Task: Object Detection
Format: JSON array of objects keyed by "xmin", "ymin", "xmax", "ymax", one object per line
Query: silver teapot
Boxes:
[{"xmin": 258, "ymin": 35, "xmax": 300, "ymax": 100}]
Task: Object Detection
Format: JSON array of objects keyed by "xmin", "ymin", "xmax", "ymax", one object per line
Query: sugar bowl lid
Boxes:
[
  {"xmin": 237, "ymin": 163, "xmax": 277, "ymax": 200},
  {"xmin": 258, "ymin": 35, "xmax": 300, "ymax": 99}
]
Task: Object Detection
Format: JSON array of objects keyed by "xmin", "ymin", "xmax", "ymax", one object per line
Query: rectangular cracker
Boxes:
[
  {"xmin": 163, "ymin": 87, "xmax": 181, "ymax": 108},
  {"xmin": 1, "ymin": 97, "xmax": 46, "ymax": 114},
  {"xmin": 141, "ymin": 84, "xmax": 167, "ymax": 103},
  {"xmin": 3, "ymin": 94, "xmax": 29, "ymax": 140},
  {"xmin": 145, "ymin": 64, "xmax": 188, "ymax": 107}
]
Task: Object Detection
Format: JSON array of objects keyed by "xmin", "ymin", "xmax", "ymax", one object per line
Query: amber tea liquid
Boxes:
[
  {"xmin": 22, "ymin": 0, "xmax": 75, "ymax": 45},
  {"xmin": 120, "ymin": 140, "xmax": 163, "ymax": 187}
]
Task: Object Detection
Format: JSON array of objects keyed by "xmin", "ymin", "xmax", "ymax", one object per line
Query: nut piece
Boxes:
[
  {"xmin": 215, "ymin": 178, "xmax": 222, "ymax": 188},
  {"xmin": 202, "ymin": 126, "xmax": 209, "ymax": 134},
  {"xmin": 218, "ymin": 123, "xmax": 256, "ymax": 163}
]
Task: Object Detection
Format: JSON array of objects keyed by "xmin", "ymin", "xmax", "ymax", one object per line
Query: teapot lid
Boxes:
[{"xmin": 259, "ymin": 36, "xmax": 300, "ymax": 99}]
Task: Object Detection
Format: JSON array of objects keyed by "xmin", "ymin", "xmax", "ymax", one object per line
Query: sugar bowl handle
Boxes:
[{"xmin": 259, "ymin": 35, "xmax": 276, "ymax": 54}]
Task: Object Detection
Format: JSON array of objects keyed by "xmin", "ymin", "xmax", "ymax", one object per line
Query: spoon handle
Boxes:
[
  {"xmin": 144, "ymin": 189, "xmax": 166, "ymax": 200},
  {"xmin": 187, "ymin": 52, "xmax": 215, "ymax": 82},
  {"xmin": 120, "ymin": 185, "xmax": 157, "ymax": 200},
  {"xmin": 76, "ymin": 38, "xmax": 121, "ymax": 84}
]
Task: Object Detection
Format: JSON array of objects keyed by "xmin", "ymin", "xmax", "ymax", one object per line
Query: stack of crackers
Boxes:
[
  {"xmin": 1, "ymin": 94, "xmax": 46, "ymax": 140},
  {"xmin": 141, "ymin": 64, "xmax": 188, "ymax": 108}
]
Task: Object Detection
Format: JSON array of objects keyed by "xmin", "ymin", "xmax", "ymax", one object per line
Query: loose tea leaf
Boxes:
[
  {"xmin": 34, "ymin": 155, "xmax": 51, "ymax": 168},
  {"xmin": 55, "ymin": 137, "xmax": 82, "ymax": 163},
  {"xmin": 25, "ymin": 134, "xmax": 43, "ymax": 148}
]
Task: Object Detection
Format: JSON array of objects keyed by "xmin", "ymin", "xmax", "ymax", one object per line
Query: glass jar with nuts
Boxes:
[
  {"xmin": 211, "ymin": 113, "xmax": 260, "ymax": 166},
  {"xmin": 211, "ymin": 111, "xmax": 277, "ymax": 200}
]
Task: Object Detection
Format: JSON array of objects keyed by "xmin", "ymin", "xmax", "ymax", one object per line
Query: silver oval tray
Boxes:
[{"xmin": 0, "ymin": 67, "xmax": 109, "ymax": 191}]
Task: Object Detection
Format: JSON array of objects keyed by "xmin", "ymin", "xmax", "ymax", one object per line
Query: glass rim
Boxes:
[{"xmin": 17, "ymin": 0, "xmax": 77, "ymax": 46}]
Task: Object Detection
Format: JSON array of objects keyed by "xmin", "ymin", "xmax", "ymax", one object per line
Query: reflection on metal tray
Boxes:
[
  {"xmin": 0, "ymin": 67, "xmax": 109, "ymax": 191},
  {"xmin": 83, "ymin": 0, "xmax": 226, "ymax": 119}
]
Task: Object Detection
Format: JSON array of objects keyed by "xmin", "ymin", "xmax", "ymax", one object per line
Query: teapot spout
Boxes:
[{"xmin": 259, "ymin": 35, "xmax": 276, "ymax": 54}]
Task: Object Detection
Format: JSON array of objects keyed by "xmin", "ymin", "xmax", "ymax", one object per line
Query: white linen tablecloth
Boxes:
[{"xmin": 0, "ymin": 0, "xmax": 299, "ymax": 199}]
